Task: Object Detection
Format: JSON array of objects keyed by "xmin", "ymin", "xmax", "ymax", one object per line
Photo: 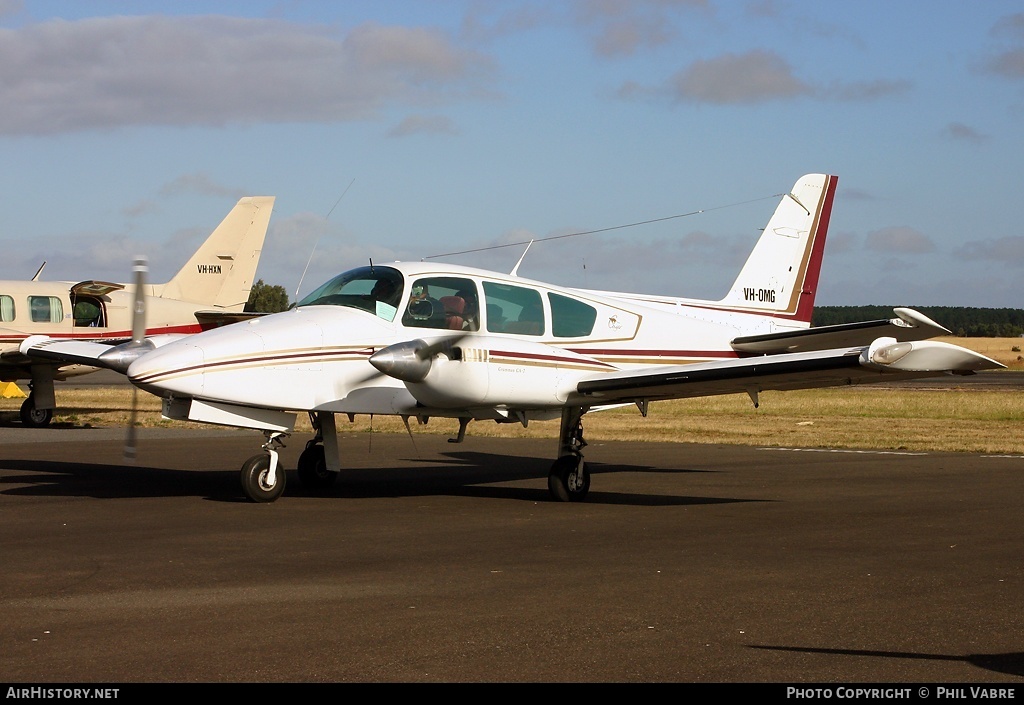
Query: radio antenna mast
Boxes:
[{"xmin": 295, "ymin": 178, "xmax": 356, "ymax": 300}]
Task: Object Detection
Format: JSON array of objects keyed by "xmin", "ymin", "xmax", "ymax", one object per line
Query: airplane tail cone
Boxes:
[{"xmin": 125, "ymin": 256, "xmax": 148, "ymax": 462}]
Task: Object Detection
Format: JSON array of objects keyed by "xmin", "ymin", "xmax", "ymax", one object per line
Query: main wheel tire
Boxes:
[
  {"xmin": 297, "ymin": 444, "xmax": 337, "ymax": 490},
  {"xmin": 548, "ymin": 455, "xmax": 591, "ymax": 502},
  {"xmin": 240, "ymin": 454, "xmax": 287, "ymax": 503},
  {"xmin": 20, "ymin": 397, "xmax": 53, "ymax": 427}
]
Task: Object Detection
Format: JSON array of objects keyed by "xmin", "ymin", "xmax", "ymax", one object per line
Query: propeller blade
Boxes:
[
  {"xmin": 125, "ymin": 255, "xmax": 148, "ymax": 461},
  {"xmin": 131, "ymin": 256, "xmax": 148, "ymax": 344},
  {"xmin": 124, "ymin": 387, "xmax": 138, "ymax": 462}
]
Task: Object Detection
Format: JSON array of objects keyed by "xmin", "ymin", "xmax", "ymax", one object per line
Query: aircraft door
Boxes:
[{"xmin": 72, "ymin": 296, "xmax": 107, "ymax": 328}]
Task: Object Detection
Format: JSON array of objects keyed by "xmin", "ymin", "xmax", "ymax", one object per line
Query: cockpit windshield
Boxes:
[{"xmin": 295, "ymin": 266, "xmax": 404, "ymax": 322}]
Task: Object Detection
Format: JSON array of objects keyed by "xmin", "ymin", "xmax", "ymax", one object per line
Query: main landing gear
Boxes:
[
  {"xmin": 548, "ymin": 406, "xmax": 591, "ymax": 502},
  {"xmin": 20, "ymin": 394, "xmax": 54, "ymax": 427},
  {"xmin": 296, "ymin": 413, "xmax": 337, "ymax": 490}
]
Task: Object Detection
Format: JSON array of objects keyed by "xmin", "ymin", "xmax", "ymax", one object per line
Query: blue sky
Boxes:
[{"xmin": 1, "ymin": 0, "xmax": 1022, "ymax": 307}]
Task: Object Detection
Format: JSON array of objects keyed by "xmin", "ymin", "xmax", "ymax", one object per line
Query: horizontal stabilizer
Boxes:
[
  {"xmin": 194, "ymin": 310, "xmax": 268, "ymax": 327},
  {"xmin": 731, "ymin": 308, "xmax": 950, "ymax": 354}
]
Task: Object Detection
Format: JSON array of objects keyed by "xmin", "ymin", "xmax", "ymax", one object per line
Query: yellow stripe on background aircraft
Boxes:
[
  {"xmin": 2, "ymin": 196, "xmax": 274, "ymax": 426},
  {"xmin": 20, "ymin": 175, "xmax": 1003, "ymax": 502}
]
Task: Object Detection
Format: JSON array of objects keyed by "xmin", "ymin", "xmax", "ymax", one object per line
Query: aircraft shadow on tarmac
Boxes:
[
  {"xmin": 0, "ymin": 451, "xmax": 758, "ymax": 508},
  {"xmin": 750, "ymin": 644, "xmax": 1024, "ymax": 678},
  {"xmin": 0, "ymin": 408, "xmax": 135, "ymax": 428}
]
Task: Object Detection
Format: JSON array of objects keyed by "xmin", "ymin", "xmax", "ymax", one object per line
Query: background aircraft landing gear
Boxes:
[
  {"xmin": 549, "ymin": 406, "xmax": 591, "ymax": 502},
  {"xmin": 20, "ymin": 395, "xmax": 53, "ymax": 427},
  {"xmin": 240, "ymin": 431, "xmax": 288, "ymax": 503},
  {"xmin": 297, "ymin": 441, "xmax": 337, "ymax": 490}
]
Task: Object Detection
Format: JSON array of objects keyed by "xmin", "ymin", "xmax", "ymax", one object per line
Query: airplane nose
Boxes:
[{"xmin": 127, "ymin": 341, "xmax": 207, "ymax": 397}]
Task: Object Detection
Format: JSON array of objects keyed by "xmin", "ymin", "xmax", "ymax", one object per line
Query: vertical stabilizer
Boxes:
[
  {"xmin": 156, "ymin": 196, "xmax": 275, "ymax": 310},
  {"xmin": 719, "ymin": 174, "xmax": 836, "ymax": 323}
]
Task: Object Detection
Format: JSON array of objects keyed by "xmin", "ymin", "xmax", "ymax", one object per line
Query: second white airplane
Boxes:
[
  {"xmin": 2, "ymin": 196, "xmax": 274, "ymax": 425},
  {"xmin": 21, "ymin": 174, "xmax": 1003, "ymax": 502}
]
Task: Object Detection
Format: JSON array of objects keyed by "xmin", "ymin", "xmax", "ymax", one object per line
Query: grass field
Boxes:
[{"xmin": 3, "ymin": 337, "xmax": 1022, "ymax": 454}]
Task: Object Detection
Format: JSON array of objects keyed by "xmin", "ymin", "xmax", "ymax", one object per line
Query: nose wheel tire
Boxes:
[
  {"xmin": 240, "ymin": 454, "xmax": 287, "ymax": 503},
  {"xmin": 297, "ymin": 443, "xmax": 337, "ymax": 490},
  {"xmin": 548, "ymin": 455, "xmax": 591, "ymax": 502}
]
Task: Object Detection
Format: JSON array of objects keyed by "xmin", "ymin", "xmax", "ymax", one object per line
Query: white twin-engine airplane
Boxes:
[{"xmin": 20, "ymin": 174, "xmax": 1003, "ymax": 503}]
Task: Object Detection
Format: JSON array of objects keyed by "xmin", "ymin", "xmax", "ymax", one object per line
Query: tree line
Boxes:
[{"xmin": 812, "ymin": 306, "xmax": 1024, "ymax": 337}]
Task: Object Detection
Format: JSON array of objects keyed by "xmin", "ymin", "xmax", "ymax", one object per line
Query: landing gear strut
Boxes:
[
  {"xmin": 548, "ymin": 406, "xmax": 591, "ymax": 502},
  {"xmin": 296, "ymin": 412, "xmax": 337, "ymax": 490},
  {"xmin": 240, "ymin": 431, "xmax": 288, "ymax": 503}
]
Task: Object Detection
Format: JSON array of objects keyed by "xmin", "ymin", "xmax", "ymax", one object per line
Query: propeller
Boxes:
[{"xmin": 124, "ymin": 256, "xmax": 148, "ymax": 462}]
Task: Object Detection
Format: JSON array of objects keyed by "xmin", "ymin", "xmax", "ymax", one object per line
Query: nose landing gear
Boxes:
[{"xmin": 240, "ymin": 431, "xmax": 289, "ymax": 503}]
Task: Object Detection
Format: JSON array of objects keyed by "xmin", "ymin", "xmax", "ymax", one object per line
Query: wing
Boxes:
[
  {"xmin": 19, "ymin": 334, "xmax": 188, "ymax": 374},
  {"xmin": 574, "ymin": 338, "xmax": 1004, "ymax": 406}
]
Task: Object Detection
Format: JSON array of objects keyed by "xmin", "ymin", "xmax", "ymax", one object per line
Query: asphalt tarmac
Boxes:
[{"xmin": 2, "ymin": 425, "xmax": 1023, "ymax": 685}]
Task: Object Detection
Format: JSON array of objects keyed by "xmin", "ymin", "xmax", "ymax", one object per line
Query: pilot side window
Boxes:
[
  {"xmin": 0, "ymin": 295, "xmax": 13, "ymax": 322},
  {"xmin": 28, "ymin": 296, "xmax": 63, "ymax": 324},
  {"xmin": 484, "ymin": 282, "xmax": 544, "ymax": 336},
  {"xmin": 548, "ymin": 293, "xmax": 597, "ymax": 338},
  {"xmin": 402, "ymin": 277, "xmax": 479, "ymax": 331}
]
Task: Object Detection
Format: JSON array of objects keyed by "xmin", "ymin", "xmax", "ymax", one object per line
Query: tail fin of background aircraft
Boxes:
[
  {"xmin": 154, "ymin": 196, "xmax": 275, "ymax": 310},
  {"xmin": 718, "ymin": 174, "xmax": 837, "ymax": 323}
]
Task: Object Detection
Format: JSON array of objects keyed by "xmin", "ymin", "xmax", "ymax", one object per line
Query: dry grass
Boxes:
[{"xmin": 2, "ymin": 338, "xmax": 1022, "ymax": 454}]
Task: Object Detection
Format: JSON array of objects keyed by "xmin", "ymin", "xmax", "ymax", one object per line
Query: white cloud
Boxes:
[
  {"xmin": 954, "ymin": 235, "xmax": 1024, "ymax": 264},
  {"xmin": 619, "ymin": 49, "xmax": 910, "ymax": 106},
  {"xmin": 942, "ymin": 121, "xmax": 989, "ymax": 144},
  {"xmin": 865, "ymin": 226, "xmax": 936, "ymax": 254},
  {"xmin": 387, "ymin": 114, "xmax": 460, "ymax": 137},
  {"xmin": 0, "ymin": 0, "xmax": 22, "ymax": 21},
  {"xmin": 158, "ymin": 172, "xmax": 249, "ymax": 199},
  {"xmin": 573, "ymin": 0, "xmax": 708, "ymax": 57},
  {"xmin": 669, "ymin": 50, "xmax": 810, "ymax": 104},
  {"xmin": 0, "ymin": 16, "xmax": 494, "ymax": 135}
]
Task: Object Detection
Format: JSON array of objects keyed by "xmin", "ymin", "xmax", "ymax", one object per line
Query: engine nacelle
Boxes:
[
  {"xmin": 374, "ymin": 335, "xmax": 618, "ymax": 409},
  {"xmin": 860, "ymin": 336, "xmax": 1001, "ymax": 373}
]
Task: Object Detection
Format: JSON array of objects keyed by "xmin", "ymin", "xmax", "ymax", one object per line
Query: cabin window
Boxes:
[
  {"xmin": 0, "ymin": 295, "xmax": 13, "ymax": 322},
  {"xmin": 548, "ymin": 293, "xmax": 597, "ymax": 338},
  {"xmin": 402, "ymin": 277, "xmax": 479, "ymax": 331},
  {"xmin": 28, "ymin": 296, "xmax": 63, "ymax": 324},
  {"xmin": 483, "ymin": 282, "xmax": 544, "ymax": 335}
]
